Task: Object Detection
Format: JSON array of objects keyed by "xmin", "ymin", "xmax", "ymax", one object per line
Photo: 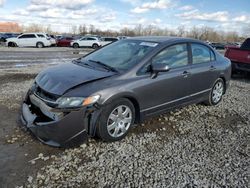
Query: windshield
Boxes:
[{"xmin": 81, "ymin": 40, "xmax": 158, "ymax": 71}]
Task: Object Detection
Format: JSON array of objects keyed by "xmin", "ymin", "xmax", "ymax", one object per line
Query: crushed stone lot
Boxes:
[{"xmin": 0, "ymin": 48, "xmax": 249, "ymax": 187}]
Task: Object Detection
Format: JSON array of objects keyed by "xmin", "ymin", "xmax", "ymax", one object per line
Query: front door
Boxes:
[{"xmin": 136, "ymin": 43, "xmax": 192, "ymax": 115}]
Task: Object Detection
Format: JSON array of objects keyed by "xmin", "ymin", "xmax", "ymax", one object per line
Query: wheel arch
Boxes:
[
  {"xmin": 102, "ymin": 93, "xmax": 141, "ymax": 123},
  {"xmin": 218, "ymin": 75, "xmax": 226, "ymax": 94}
]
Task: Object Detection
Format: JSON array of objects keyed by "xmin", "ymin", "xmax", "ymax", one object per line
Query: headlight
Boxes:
[{"xmin": 56, "ymin": 95, "xmax": 100, "ymax": 108}]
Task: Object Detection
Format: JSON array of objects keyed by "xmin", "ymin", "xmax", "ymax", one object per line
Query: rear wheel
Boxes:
[
  {"xmin": 92, "ymin": 43, "xmax": 99, "ymax": 49},
  {"xmin": 36, "ymin": 42, "xmax": 44, "ymax": 48},
  {"xmin": 73, "ymin": 43, "xmax": 79, "ymax": 48},
  {"xmin": 205, "ymin": 78, "xmax": 225, "ymax": 106},
  {"xmin": 96, "ymin": 98, "xmax": 135, "ymax": 141}
]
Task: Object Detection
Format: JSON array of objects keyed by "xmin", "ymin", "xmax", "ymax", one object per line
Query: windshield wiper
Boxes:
[
  {"xmin": 88, "ymin": 59, "xmax": 118, "ymax": 72},
  {"xmin": 73, "ymin": 59, "xmax": 93, "ymax": 68}
]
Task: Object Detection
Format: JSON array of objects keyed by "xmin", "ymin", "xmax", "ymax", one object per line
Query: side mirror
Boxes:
[{"xmin": 151, "ymin": 64, "xmax": 170, "ymax": 78}]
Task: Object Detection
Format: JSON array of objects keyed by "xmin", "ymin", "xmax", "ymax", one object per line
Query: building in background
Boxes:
[{"xmin": 0, "ymin": 22, "xmax": 21, "ymax": 32}]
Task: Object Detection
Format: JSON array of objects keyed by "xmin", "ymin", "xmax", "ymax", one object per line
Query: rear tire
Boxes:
[
  {"xmin": 204, "ymin": 78, "xmax": 225, "ymax": 106},
  {"xmin": 73, "ymin": 43, "xmax": 79, "ymax": 48},
  {"xmin": 36, "ymin": 42, "xmax": 44, "ymax": 48},
  {"xmin": 92, "ymin": 43, "xmax": 99, "ymax": 49},
  {"xmin": 96, "ymin": 98, "xmax": 135, "ymax": 142}
]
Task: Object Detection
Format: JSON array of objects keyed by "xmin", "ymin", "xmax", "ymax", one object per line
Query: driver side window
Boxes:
[{"xmin": 152, "ymin": 43, "xmax": 188, "ymax": 68}]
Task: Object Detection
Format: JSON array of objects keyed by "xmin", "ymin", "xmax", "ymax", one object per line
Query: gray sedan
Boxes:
[{"xmin": 21, "ymin": 36, "xmax": 231, "ymax": 147}]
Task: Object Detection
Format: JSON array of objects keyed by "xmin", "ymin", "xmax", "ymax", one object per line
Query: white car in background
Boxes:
[
  {"xmin": 100, "ymin": 37, "xmax": 119, "ymax": 46},
  {"xmin": 6, "ymin": 33, "xmax": 52, "ymax": 48},
  {"xmin": 71, "ymin": 37, "xmax": 101, "ymax": 49}
]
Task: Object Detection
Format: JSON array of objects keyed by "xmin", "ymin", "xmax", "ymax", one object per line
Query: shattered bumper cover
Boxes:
[{"xmin": 20, "ymin": 94, "xmax": 96, "ymax": 147}]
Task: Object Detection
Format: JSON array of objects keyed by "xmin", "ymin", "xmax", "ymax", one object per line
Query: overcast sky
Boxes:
[{"xmin": 0, "ymin": 0, "xmax": 249, "ymax": 34}]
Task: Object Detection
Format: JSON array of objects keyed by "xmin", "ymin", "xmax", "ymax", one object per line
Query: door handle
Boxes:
[
  {"xmin": 182, "ymin": 71, "xmax": 190, "ymax": 78},
  {"xmin": 210, "ymin": 66, "xmax": 216, "ymax": 71}
]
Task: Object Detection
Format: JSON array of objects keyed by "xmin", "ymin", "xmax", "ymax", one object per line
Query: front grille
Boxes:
[{"xmin": 31, "ymin": 82, "xmax": 60, "ymax": 106}]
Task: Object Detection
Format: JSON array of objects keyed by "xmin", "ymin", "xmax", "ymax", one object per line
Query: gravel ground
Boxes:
[
  {"xmin": 14, "ymin": 77, "xmax": 250, "ymax": 188},
  {"xmin": 0, "ymin": 48, "xmax": 249, "ymax": 187}
]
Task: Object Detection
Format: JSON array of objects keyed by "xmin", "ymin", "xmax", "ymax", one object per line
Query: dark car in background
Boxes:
[
  {"xmin": 100, "ymin": 37, "xmax": 119, "ymax": 46},
  {"xmin": 0, "ymin": 32, "xmax": 20, "ymax": 42},
  {"xmin": 57, "ymin": 37, "xmax": 74, "ymax": 47},
  {"xmin": 21, "ymin": 37, "xmax": 231, "ymax": 147},
  {"xmin": 210, "ymin": 42, "xmax": 226, "ymax": 50}
]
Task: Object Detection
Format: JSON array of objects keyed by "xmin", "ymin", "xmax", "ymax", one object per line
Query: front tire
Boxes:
[
  {"xmin": 8, "ymin": 42, "xmax": 17, "ymax": 47},
  {"xmin": 205, "ymin": 78, "xmax": 225, "ymax": 106},
  {"xmin": 96, "ymin": 98, "xmax": 135, "ymax": 141},
  {"xmin": 73, "ymin": 43, "xmax": 79, "ymax": 48}
]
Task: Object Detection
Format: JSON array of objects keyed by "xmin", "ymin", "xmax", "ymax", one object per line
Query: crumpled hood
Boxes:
[{"xmin": 36, "ymin": 63, "xmax": 115, "ymax": 95}]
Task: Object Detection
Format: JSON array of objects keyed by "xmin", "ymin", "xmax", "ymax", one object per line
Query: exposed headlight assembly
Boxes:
[{"xmin": 56, "ymin": 95, "xmax": 100, "ymax": 108}]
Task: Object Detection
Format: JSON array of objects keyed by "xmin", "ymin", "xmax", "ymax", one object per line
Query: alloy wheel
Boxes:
[
  {"xmin": 107, "ymin": 105, "xmax": 132, "ymax": 138},
  {"xmin": 212, "ymin": 81, "xmax": 224, "ymax": 103}
]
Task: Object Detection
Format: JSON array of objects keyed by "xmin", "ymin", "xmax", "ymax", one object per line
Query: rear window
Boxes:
[{"xmin": 241, "ymin": 38, "xmax": 250, "ymax": 50}]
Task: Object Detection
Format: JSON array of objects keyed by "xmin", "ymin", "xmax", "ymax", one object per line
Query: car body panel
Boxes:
[{"xmin": 36, "ymin": 63, "xmax": 116, "ymax": 95}]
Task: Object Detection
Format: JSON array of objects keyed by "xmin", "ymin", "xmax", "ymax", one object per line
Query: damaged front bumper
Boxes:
[{"xmin": 21, "ymin": 93, "xmax": 100, "ymax": 147}]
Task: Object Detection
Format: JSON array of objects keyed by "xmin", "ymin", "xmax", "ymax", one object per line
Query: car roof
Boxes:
[{"xmin": 129, "ymin": 36, "xmax": 204, "ymax": 44}]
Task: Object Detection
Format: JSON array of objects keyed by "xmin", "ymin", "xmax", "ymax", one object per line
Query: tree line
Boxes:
[{"xmin": 22, "ymin": 23, "xmax": 248, "ymax": 43}]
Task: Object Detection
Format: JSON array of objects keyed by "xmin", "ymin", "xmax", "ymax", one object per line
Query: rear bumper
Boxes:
[
  {"xmin": 20, "ymin": 93, "xmax": 99, "ymax": 147},
  {"xmin": 232, "ymin": 62, "xmax": 250, "ymax": 72}
]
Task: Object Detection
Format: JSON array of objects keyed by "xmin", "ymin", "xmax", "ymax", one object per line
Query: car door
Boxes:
[
  {"xmin": 189, "ymin": 43, "xmax": 217, "ymax": 98},
  {"xmin": 86, "ymin": 37, "xmax": 96, "ymax": 47},
  {"xmin": 79, "ymin": 37, "xmax": 87, "ymax": 47},
  {"xmin": 25, "ymin": 34, "xmax": 37, "ymax": 47},
  {"xmin": 17, "ymin": 34, "xmax": 28, "ymax": 46},
  {"xmin": 136, "ymin": 43, "xmax": 192, "ymax": 115}
]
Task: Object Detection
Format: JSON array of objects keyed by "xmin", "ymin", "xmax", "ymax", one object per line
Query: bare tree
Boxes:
[{"xmin": 177, "ymin": 25, "xmax": 186, "ymax": 37}]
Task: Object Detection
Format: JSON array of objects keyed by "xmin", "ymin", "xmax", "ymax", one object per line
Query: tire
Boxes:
[
  {"xmin": 36, "ymin": 42, "xmax": 44, "ymax": 48},
  {"xmin": 92, "ymin": 43, "xmax": 99, "ymax": 49},
  {"xmin": 96, "ymin": 98, "xmax": 135, "ymax": 142},
  {"xmin": 205, "ymin": 78, "xmax": 225, "ymax": 106},
  {"xmin": 73, "ymin": 43, "xmax": 79, "ymax": 48},
  {"xmin": 8, "ymin": 42, "xmax": 17, "ymax": 47}
]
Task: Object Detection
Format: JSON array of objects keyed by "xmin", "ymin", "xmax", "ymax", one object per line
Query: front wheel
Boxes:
[
  {"xmin": 205, "ymin": 78, "xmax": 225, "ymax": 106},
  {"xmin": 96, "ymin": 98, "xmax": 135, "ymax": 141},
  {"xmin": 73, "ymin": 43, "xmax": 79, "ymax": 48}
]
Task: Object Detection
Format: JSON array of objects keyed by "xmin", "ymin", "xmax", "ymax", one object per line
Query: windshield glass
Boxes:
[{"xmin": 81, "ymin": 40, "xmax": 158, "ymax": 71}]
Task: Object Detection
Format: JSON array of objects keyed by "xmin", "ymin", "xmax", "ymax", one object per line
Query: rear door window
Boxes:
[{"xmin": 191, "ymin": 43, "xmax": 215, "ymax": 64}]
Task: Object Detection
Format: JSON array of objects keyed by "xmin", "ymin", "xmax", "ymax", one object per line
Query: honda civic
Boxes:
[{"xmin": 21, "ymin": 36, "xmax": 231, "ymax": 147}]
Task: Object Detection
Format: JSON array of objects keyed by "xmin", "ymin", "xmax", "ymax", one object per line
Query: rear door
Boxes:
[
  {"xmin": 86, "ymin": 37, "xmax": 96, "ymax": 46},
  {"xmin": 189, "ymin": 43, "xmax": 217, "ymax": 97},
  {"xmin": 24, "ymin": 34, "xmax": 37, "ymax": 47}
]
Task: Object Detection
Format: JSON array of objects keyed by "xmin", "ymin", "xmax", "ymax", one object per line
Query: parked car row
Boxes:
[
  {"xmin": 4, "ymin": 32, "xmax": 122, "ymax": 48},
  {"xmin": 206, "ymin": 42, "xmax": 242, "ymax": 50}
]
